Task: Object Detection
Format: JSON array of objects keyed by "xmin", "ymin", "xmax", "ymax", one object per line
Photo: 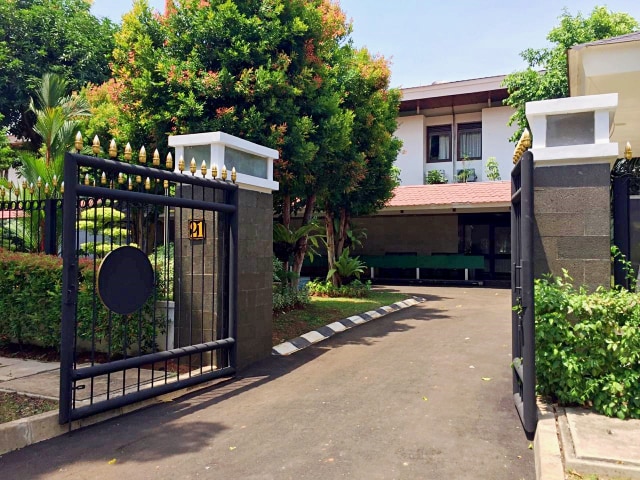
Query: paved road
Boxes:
[{"xmin": 0, "ymin": 286, "xmax": 534, "ymax": 479}]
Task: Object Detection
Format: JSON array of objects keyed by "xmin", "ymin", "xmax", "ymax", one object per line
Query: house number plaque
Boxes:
[{"xmin": 189, "ymin": 219, "xmax": 206, "ymax": 240}]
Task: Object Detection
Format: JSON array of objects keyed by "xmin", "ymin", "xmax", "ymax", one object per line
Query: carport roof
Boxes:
[{"xmin": 385, "ymin": 181, "xmax": 511, "ymax": 212}]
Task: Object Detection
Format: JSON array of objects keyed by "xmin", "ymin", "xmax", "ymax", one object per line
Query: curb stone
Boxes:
[
  {"xmin": 272, "ymin": 296, "xmax": 426, "ymax": 356},
  {"xmin": 534, "ymin": 400, "xmax": 565, "ymax": 480}
]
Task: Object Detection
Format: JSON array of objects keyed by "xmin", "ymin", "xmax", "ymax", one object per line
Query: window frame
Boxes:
[
  {"xmin": 427, "ymin": 125, "xmax": 452, "ymax": 164},
  {"xmin": 457, "ymin": 122, "xmax": 482, "ymax": 161}
]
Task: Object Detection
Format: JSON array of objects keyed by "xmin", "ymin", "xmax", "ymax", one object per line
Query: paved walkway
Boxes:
[{"xmin": 0, "ymin": 286, "xmax": 535, "ymax": 479}]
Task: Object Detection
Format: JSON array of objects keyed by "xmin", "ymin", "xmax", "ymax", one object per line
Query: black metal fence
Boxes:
[
  {"xmin": 612, "ymin": 155, "xmax": 640, "ymax": 289},
  {"xmin": 0, "ymin": 182, "xmax": 62, "ymax": 254},
  {"xmin": 511, "ymin": 151, "xmax": 536, "ymax": 438},
  {"xmin": 59, "ymin": 152, "xmax": 238, "ymax": 424}
]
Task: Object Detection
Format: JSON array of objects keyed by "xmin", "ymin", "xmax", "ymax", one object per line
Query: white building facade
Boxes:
[{"xmin": 394, "ymin": 74, "xmax": 517, "ymax": 186}]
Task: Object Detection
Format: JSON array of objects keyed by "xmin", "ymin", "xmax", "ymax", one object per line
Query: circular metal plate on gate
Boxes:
[{"xmin": 97, "ymin": 246, "xmax": 154, "ymax": 315}]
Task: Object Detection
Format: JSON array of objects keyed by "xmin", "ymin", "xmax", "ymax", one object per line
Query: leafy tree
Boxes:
[
  {"xmin": 321, "ymin": 46, "xmax": 401, "ymax": 286},
  {"xmin": 0, "ymin": 0, "xmax": 117, "ymax": 144},
  {"xmin": 85, "ymin": 0, "xmax": 364, "ymax": 275},
  {"xmin": 0, "ymin": 114, "xmax": 18, "ymax": 176},
  {"xmin": 502, "ymin": 6, "xmax": 638, "ymax": 142}
]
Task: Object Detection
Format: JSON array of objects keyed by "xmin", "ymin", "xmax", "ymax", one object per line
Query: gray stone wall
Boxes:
[
  {"xmin": 533, "ymin": 163, "xmax": 611, "ymax": 289},
  {"xmin": 175, "ymin": 185, "xmax": 273, "ymax": 370},
  {"xmin": 351, "ymin": 214, "xmax": 459, "ymax": 256}
]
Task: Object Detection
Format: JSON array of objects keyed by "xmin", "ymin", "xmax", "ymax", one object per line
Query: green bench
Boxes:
[{"xmin": 360, "ymin": 254, "xmax": 484, "ymax": 281}]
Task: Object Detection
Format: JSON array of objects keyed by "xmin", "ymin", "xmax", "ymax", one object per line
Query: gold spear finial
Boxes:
[
  {"xmin": 231, "ymin": 167, "xmax": 237, "ymax": 183},
  {"xmin": 178, "ymin": 155, "xmax": 185, "ymax": 172},
  {"xmin": 522, "ymin": 128, "xmax": 531, "ymax": 149},
  {"xmin": 212, "ymin": 163, "xmax": 218, "ymax": 179},
  {"xmin": 52, "ymin": 174, "xmax": 58, "ymax": 187},
  {"xmin": 84, "ymin": 174, "xmax": 90, "ymax": 186},
  {"xmin": 145, "ymin": 177, "xmax": 151, "ymax": 190},
  {"xmin": 201, "ymin": 160, "xmax": 207, "ymax": 177},
  {"xmin": 60, "ymin": 181, "xmax": 64, "ymax": 194},
  {"xmin": 101, "ymin": 172, "xmax": 107, "ymax": 185},
  {"xmin": 153, "ymin": 148, "xmax": 160, "ymax": 166},
  {"xmin": 92, "ymin": 135, "xmax": 100, "ymax": 155},
  {"xmin": 190, "ymin": 158, "xmax": 196, "ymax": 175},
  {"xmin": 128, "ymin": 177, "xmax": 133, "ymax": 190},
  {"xmin": 44, "ymin": 183, "xmax": 50, "ymax": 195},
  {"xmin": 136, "ymin": 175, "xmax": 142, "ymax": 184},
  {"xmin": 124, "ymin": 142, "xmax": 132, "ymax": 161},
  {"xmin": 221, "ymin": 164, "xmax": 227, "ymax": 181},
  {"xmin": 109, "ymin": 139, "xmax": 117, "ymax": 158},
  {"xmin": 166, "ymin": 152, "xmax": 173, "ymax": 170},
  {"xmin": 163, "ymin": 179, "xmax": 169, "ymax": 189},
  {"xmin": 118, "ymin": 172, "xmax": 124, "ymax": 184},
  {"xmin": 625, "ymin": 141, "xmax": 632, "ymax": 160},
  {"xmin": 75, "ymin": 131, "xmax": 83, "ymax": 152},
  {"xmin": 139, "ymin": 146, "xmax": 147, "ymax": 164},
  {"xmin": 36, "ymin": 176, "xmax": 42, "ymax": 189}
]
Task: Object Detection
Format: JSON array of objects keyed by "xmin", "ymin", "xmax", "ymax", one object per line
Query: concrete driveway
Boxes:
[{"xmin": 0, "ymin": 286, "xmax": 534, "ymax": 479}]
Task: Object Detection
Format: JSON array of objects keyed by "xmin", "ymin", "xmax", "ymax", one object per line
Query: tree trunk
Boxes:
[
  {"xmin": 291, "ymin": 193, "xmax": 316, "ymax": 285},
  {"xmin": 325, "ymin": 209, "xmax": 340, "ymax": 287},
  {"xmin": 281, "ymin": 193, "xmax": 291, "ymax": 284}
]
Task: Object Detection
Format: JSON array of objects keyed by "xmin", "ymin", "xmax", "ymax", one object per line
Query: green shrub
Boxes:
[
  {"xmin": 535, "ymin": 270, "xmax": 640, "ymax": 419},
  {"xmin": 0, "ymin": 249, "xmax": 162, "ymax": 353},
  {"xmin": 307, "ymin": 278, "xmax": 372, "ymax": 298},
  {"xmin": 425, "ymin": 170, "xmax": 447, "ymax": 185},
  {"xmin": 273, "ymin": 285, "xmax": 310, "ymax": 313}
]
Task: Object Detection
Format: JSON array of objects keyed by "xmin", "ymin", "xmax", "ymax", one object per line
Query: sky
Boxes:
[{"xmin": 91, "ymin": 0, "xmax": 640, "ymax": 89}]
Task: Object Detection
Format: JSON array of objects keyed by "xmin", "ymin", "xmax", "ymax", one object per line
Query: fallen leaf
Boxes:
[
  {"xmin": 469, "ymin": 365, "xmax": 475, "ymax": 369},
  {"xmin": 517, "ymin": 455, "xmax": 522, "ymax": 459},
  {"xmin": 422, "ymin": 396, "xmax": 428, "ymax": 401},
  {"xmin": 481, "ymin": 377, "xmax": 492, "ymax": 381},
  {"xmin": 229, "ymin": 446, "xmax": 237, "ymax": 451},
  {"xmin": 108, "ymin": 458, "xmax": 117, "ymax": 465},
  {"xmin": 528, "ymin": 443, "xmax": 533, "ymax": 450}
]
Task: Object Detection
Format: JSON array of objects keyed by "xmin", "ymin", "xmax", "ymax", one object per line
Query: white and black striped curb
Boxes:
[{"xmin": 272, "ymin": 296, "xmax": 426, "ymax": 356}]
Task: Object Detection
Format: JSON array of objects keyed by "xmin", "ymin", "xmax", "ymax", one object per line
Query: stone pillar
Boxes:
[
  {"xmin": 526, "ymin": 94, "xmax": 618, "ymax": 290},
  {"xmin": 235, "ymin": 189, "xmax": 274, "ymax": 369},
  {"xmin": 169, "ymin": 131, "xmax": 279, "ymax": 370}
]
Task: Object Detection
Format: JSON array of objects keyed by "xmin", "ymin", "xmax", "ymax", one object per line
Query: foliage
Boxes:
[
  {"xmin": 307, "ymin": 278, "xmax": 372, "ymax": 298},
  {"xmin": 485, "ymin": 156, "xmax": 501, "ymax": 181},
  {"xmin": 0, "ymin": 114, "xmax": 18, "ymax": 173},
  {"xmin": 0, "ymin": 249, "xmax": 161, "ymax": 353},
  {"xmin": 535, "ymin": 270, "xmax": 640, "ymax": 419},
  {"xmin": 326, "ymin": 248, "xmax": 366, "ymax": 286},
  {"xmin": 425, "ymin": 170, "xmax": 447, "ymax": 185},
  {"xmin": 150, "ymin": 242, "xmax": 174, "ymax": 301},
  {"xmin": 86, "ymin": 0, "xmax": 399, "ymax": 280},
  {"xmin": 0, "ymin": 0, "xmax": 117, "ymax": 144},
  {"xmin": 502, "ymin": 6, "xmax": 638, "ymax": 142},
  {"xmin": 273, "ymin": 285, "xmax": 311, "ymax": 314},
  {"xmin": 456, "ymin": 168, "xmax": 475, "ymax": 183},
  {"xmin": 611, "ymin": 245, "xmax": 637, "ymax": 291},
  {"xmin": 273, "ymin": 222, "xmax": 323, "ymax": 264}
]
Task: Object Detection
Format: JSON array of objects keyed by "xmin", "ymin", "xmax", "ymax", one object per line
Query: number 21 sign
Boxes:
[{"xmin": 188, "ymin": 219, "xmax": 205, "ymax": 240}]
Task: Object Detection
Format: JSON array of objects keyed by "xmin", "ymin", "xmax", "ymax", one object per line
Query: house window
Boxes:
[
  {"xmin": 427, "ymin": 126, "xmax": 451, "ymax": 163},
  {"xmin": 458, "ymin": 122, "xmax": 481, "ymax": 160}
]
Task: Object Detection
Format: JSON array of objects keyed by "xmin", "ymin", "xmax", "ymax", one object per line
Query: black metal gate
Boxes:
[
  {"xmin": 511, "ymin": 150, "xmax": 536, "ymax": 438},
  {"xmin": 612, "ymin": 154, "xmax": 640, "ymax": 289},
  {"xmin": 59, "ymin": 151, "xmax": 238, "ymax": 424}
]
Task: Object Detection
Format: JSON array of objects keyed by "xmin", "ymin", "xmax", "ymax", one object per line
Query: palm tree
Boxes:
[{"xmin": 20, "ymin": 73, "xmax": 90, "ymax": 188}]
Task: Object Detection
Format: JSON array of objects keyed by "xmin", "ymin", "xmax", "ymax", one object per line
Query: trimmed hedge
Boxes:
[{"xmin": 0, "ymin": 249, "xmax": 161, "ymax": 353}]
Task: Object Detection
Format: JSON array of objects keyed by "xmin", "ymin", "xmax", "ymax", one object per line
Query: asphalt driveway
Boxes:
[{"xmin": 0, "ymin": 286, "xmax": 534, "ymax": 479}]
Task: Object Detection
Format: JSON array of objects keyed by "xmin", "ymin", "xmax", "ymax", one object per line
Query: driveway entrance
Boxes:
[{"xmin": 1, "ymin": 286, "xmax": 534, "ymax": 480}]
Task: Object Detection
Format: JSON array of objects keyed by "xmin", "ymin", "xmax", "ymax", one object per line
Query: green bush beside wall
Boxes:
[{"xmin": 535, "ymin": 271, "xmax": 640, "ymax": 419}]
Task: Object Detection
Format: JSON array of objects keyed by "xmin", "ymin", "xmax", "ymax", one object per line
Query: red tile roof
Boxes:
[{"xmin": 387, "ymin": 181, "xmax": 511, "ymax": 209}]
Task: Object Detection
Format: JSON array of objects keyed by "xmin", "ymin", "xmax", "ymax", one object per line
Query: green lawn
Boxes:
[
  {"xmin": 0, "ymin": 392, "xmax": 57, "ymax": 424},
  {"xmin": 273, "ymin": 291, "xmax": 408, "ymax": 346}
]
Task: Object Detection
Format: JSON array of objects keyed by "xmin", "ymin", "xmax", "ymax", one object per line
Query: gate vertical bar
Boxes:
[
  {"xmin": 228, "ymin": 187, "xmax": 238, "ymax": 369},
  {"xmin": 612, "ymin": 176, "xmax": 630, "ymax": 289},
  {"xmin": 511, "ymin": 159, "xmax": 521, "ymax": 400},
  {"xmin": 59, "ymin": 153, "xmax": 79, "ymax": 424},
  {"xmin": 43, "ymin": 198, "xmax": 57, "ymax": 255},
  {"xmin": 521, "ymin": 151, "xmax": 536, "ymax": 436}
]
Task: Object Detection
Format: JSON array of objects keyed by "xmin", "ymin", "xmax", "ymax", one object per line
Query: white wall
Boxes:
[
  {"xmin": 481, "ymin": 106, "xmax": 518, "ymax": 181},
  {"xmin": 395, "ymin": 115, "xmax": 425, "ymax": 185}
]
